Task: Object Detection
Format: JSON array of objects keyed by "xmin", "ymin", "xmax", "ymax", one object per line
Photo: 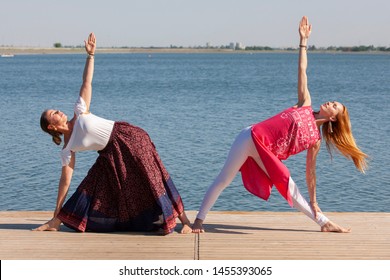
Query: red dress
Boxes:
[{"xmin": 240, "ymin": 106, "xmax": 320, "ymax": 206}]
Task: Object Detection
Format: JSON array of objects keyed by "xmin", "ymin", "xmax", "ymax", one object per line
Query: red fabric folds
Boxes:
[{"xmin": 240, "ymin": 106, "xmax": 320, "ymax": 207}]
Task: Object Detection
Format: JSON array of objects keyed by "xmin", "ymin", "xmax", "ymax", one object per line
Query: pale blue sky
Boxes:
[{"xmin": 1, "ymin": 0, "xmax": 389, "ymax": 48}]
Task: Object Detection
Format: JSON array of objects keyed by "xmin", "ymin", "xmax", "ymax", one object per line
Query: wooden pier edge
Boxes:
[{"xmin": 0, "ymin": 211, "xmax": 389, "ymax": 260}]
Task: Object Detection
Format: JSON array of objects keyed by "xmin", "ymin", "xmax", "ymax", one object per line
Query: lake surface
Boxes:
[{"xmin": 0, "ymin": 52, "xmax": 389, "ymax": 213}]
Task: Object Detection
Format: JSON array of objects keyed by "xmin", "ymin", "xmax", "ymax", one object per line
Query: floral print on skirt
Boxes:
[{"xmin": 57, "ymin": 122, "xmax": 184, "ymax": 235}]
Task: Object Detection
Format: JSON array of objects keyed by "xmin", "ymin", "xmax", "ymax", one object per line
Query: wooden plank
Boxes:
[
  {"xmin": 0, "ymin": 211, "xmax": 196, "ymax": 260},
  {"xmin": 0, "ymin": 211, "xmax": 389, "ymax": 260},
  {"xmin": 199, "ymin": 211, "xmax": 390, "ymax": 260}
]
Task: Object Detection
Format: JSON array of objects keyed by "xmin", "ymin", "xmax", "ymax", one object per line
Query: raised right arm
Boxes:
[
  {"xmin": 297, "ymin": 16, "xmax": 312, "ymax": 108},
  {"xmin": 79, "ymin": 33, "xmax": 96, "ymax": 112}
]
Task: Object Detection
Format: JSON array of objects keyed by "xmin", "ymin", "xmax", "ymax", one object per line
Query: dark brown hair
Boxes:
[{"xmin": 40, "ymin": 110, "xmax": 62, "ymax": 145}]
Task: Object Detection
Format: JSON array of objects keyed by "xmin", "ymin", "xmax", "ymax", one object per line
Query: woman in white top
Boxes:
[{"xmin": 35, "ymin": 33, "xmax": 192, "ymax": 234}]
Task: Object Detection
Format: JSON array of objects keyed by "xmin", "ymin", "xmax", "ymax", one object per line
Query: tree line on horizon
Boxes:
[
  {"xmin": 242, "ymin": 45, "xmax": 390, "ymax": 52},
  {"xmin": 51, "ymin": 42, "xmax": 390, "ymax": 52}
]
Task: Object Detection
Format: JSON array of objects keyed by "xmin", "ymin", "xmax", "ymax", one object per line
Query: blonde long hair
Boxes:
[{"xmin": 322, "ymin": 105, "xmax": 368, "ymax": 173}]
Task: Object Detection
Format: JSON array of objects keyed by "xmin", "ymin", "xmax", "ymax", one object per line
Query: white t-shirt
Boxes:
[{"xmin": 61, "ymin": 97, "xmax": 115, "ymax": 166}]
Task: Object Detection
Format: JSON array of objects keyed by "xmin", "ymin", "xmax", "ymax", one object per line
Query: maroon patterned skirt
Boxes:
[{"xmin": 57, "ymin": 122, "xmax": 184, "ymax": 235}]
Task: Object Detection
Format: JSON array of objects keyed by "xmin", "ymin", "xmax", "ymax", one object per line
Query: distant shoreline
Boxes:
[
  {"xmin": 1, "ymin": 47, "xmax": 389, "ymax": 55},
  {"xmin": 0, "ymin": 47, "xmax": 236, "ymax": 55}
]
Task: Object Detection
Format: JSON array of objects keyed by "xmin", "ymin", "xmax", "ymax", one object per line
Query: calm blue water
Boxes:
[{"xmin": 0, "ymin": 52, "xmax": 389, "ymax": 213}]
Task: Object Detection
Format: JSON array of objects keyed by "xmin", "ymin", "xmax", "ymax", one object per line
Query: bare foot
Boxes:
[
  {"xmin": 180, "ymin": 224, "xmax": 193, "ymax": 234},
  {"xmin": 32, "ymin": 218, "xmax": 61, "ymax": 231},
  {"xmin": 192, "ymin": 218, "xmax": 205, "ymax": 233},
  {"xmin": 321, "ymin": 221, "xmax": 351, "ymax": 233},
  {"xmin": 178, "ymin": 212, "xmax": 192, "ymax": 234}
]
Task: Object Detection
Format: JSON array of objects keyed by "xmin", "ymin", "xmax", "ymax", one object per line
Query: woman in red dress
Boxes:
[{"xmin": 192, "ymin": 16, "xmax": 368, "ymax": 233}]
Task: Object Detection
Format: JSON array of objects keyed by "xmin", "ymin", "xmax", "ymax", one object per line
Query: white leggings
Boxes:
[{"xmin": 196, "ymin": 126, "xmax": 329, "ymax": 227}]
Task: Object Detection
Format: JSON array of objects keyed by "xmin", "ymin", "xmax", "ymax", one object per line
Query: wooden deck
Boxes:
[{"xmin": 0, "ymin": 211, "xmax": 389, "ymax": 260}]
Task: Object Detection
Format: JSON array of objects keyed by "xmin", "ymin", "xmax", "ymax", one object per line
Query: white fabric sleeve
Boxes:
[
  {"xmin": 74, "ymin": 96, "xmax": 87, "ymax": 116},
  {"xmin": 60, "ymin": 148, "xmax": 71, "ymax": 166},
  {"xmin": 288, "ymin": 177, "xmax": 329, "ymax": 226}
]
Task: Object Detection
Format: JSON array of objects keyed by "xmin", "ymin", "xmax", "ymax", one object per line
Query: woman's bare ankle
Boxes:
[
  {"xmin": 178, "ymin": 212, "xmax": 191, "ymax": 226},
  {"xmin": 321, "ymin": 221, "xmax": 351, "ymax": 233},
  {"xmin": 192, "ymin": 218, "xmax": 205, "ymax": 233}
]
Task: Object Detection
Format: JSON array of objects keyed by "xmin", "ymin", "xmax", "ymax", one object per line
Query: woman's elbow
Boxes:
[
  {"xmin": 298, "ymin": 64, "xmax": 307, "ymax": 73},
  {"xmin": 82, "ymin": 79, "xmax": 92, "ymax": 86},
  {"xmin": 80, "ymin": 83, "xmax": 92, "ymax": 93},
  {"xmin": 60, "ymin": 173, "xmax": 72, "ymax": 184}
]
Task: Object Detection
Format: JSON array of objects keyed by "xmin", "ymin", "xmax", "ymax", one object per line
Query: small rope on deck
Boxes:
[{"xmin": 194, "ymin": 233, "xmax": 200, "ymax": 260}]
